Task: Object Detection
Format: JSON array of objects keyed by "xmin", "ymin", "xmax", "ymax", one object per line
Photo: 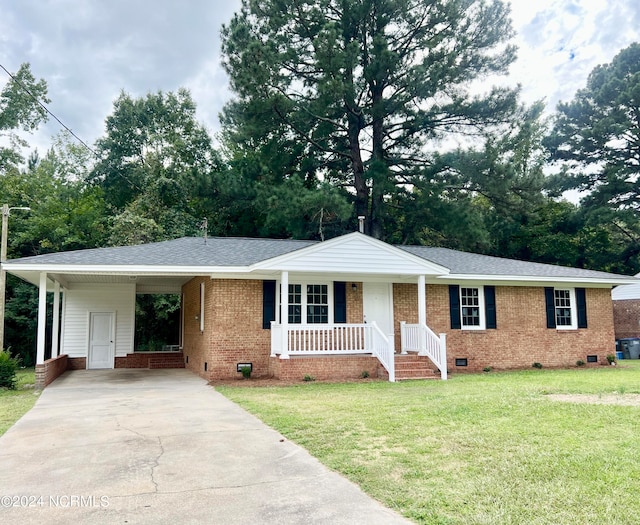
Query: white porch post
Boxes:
[
  {"xmin": 417, "ymin": 274, "xmax": 426, "ymax": 355},
  {"xmin": 36, "ymin": 271, "xmax": 47, "ymax": 365},
  {"xmin": 417, "ymin": 275, "xmax": 426, "ymax": 325},
  {"xmin": 60, "ymin": 289, "xmax": 67, "ymax": 355},
  {"xmin": 280, "ymin": 271, "xmax": 289, "ymax": 359},
  {"xmin": 51, "ymin": 281, "xmax": 60, "ymax": 358}
]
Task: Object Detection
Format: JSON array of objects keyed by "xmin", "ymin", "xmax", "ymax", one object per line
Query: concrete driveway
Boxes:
[{"xmin": 0, "ymin": 369, "xmax": 411, "ymax": 524}]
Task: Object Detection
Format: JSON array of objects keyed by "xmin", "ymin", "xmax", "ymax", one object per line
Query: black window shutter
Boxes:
[
  {"xmin": 449, "ymin": 285, "xmax": 461, "ymax": 330},
  {"xmin": 544, "ymin": 287, "xmax": 556, "ymax": 329},
  {"xmin": 485, "ymin": 286, "xmax": 497, "ymax": 329},
  {"xmin": 334, "ymin": 282, "xmax": 347, "ymax": 323},
  {"xmin": 262, "ymin": 280, "xmax": 276, "ymax": 329},
  {"xmin": 576, "ymin": 288, "xmax": 588, "ymax": 328}
]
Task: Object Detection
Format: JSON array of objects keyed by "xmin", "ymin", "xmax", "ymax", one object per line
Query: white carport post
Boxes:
[
  {"xmin": 36, "ymin": 271, "xmax": 47, "ymax": 365},
  {"xmin": 51, "ymin": 281, "xmax": 61, "ymax": 358},
  {"xmin": 417, "ymin": 274, "xmax": 427, "ymax": 355},
  {"xmin": 280, "ymin": 270, "xmax": 289, "ymax": 359}
]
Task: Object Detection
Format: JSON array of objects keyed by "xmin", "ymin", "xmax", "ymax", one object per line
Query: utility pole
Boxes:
[{"xmin": 0, "ymin": 204, "xmax": 30, "ymax": 350}]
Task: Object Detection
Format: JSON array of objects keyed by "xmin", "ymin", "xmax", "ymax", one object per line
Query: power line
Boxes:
[{"xmin": 0, "ymin": 62, "xmax": 99, "ymax": 158}]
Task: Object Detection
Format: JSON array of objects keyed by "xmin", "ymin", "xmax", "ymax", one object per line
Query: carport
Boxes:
[{"xmin": 3, "ymin": 242, "xmax": 205, "ymax": 387}]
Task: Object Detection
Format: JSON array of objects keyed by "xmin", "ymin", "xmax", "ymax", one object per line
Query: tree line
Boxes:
[{"xmin": 1, "ymin": 0, "xmax": 640, "ymax": 363}]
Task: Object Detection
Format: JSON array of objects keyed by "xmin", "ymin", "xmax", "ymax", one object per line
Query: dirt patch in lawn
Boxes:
[{"xmin": 547, "ymin": 393, "xmax": 640, "ymax": 406}]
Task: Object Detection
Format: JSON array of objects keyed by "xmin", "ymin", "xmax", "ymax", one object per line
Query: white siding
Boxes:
[
  {"xmin": 61, "ymin": 284, "xmax": 135, "ymax": 358},
  {"xmin": 260, "ymin": 235, "xmax": 446, "ymax": 275},
  {"xmin": 612, "ymin": 283, "xmax": 640, "ymax": 300}
]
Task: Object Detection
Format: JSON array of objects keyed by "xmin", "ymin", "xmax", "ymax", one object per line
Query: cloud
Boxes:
[
  {"xmin": 509, "ymin": 0, "xmax": 640, "ymax": 109},
  {"xmin": 0, "ymin": 0, "xmax": 241, "ymax": 152}
]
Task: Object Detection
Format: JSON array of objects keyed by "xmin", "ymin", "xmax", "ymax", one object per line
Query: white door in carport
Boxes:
[{"xmin": 88, "ymin": 312, "xmax": 115, "ymax": 369}]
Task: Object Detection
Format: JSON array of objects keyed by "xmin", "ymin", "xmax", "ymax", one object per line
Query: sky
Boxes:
[{"xmin": 1, "ymin": 0, "xmax": 640, "ymax": 157}]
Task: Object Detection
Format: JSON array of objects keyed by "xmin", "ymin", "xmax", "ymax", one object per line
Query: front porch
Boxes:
[{"xmin": 269, "ymin": 321, "xmax": 447, "ymax": 381}]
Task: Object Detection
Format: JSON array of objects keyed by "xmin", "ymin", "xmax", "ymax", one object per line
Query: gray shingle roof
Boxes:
[
  {"xmin": 5, "ymin": 235, "xmax": 634, "ymax": 282},
  {"xmin": 9, "ymin": 237, "xmax": 316, "ymax": 267},
  {"xmin": 399, "ymin": 245, "xmax": 630, "ymax": 280}
]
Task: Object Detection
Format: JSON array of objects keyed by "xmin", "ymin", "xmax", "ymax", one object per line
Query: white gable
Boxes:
[{"xmin": 255, "ymin": 233, "xmax": 449, "ymax": 276}]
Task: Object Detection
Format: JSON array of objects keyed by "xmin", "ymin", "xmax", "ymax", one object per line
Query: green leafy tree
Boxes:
[
  {"xmin": 0, "ymin": 140, "xmax": 109, "ymax": 364},
  {"xmin": 546, "ymin": 43, "xmax": 640, "ymax": 273},
  {"xmin": 90, "ymin": 89, "xmax": 224, "ymax": 244},
  {"xmin": 427, "ymin": 102, "xmax": 548, "ymax": 255},
  {"xmin": 547, "ymin": 43, "xmax": 640, "ymax": 211},
  {"xmin": 221, "ymin": 0, "xmax": 518, "ymax": 239},
  {"xmin": 0, "ymin": 63, "xmax": 49, "ymax": 172}
]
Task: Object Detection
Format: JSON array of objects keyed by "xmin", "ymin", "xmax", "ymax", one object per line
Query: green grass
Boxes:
[
  {"xmin": 0, "ymin": 368, "xmax": 39, "ymax": 437},
  {"xmin": 218, "ymin": 362, "xmax": 640, "ymax": 525}
]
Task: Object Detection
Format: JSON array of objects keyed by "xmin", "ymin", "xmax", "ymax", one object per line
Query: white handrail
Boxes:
[
  {"xmin": 400, "ymin": 322, "xmax": 447, "ymax": 380},
  {"xmin": 369, "ymin": 322, "xmax": 395, "ymax": 382}
]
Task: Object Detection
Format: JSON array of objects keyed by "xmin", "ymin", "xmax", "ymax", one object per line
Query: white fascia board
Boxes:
[
  {"xmin": 3, "ymin": 263, "xmax": 252, "ymax": 275},
  {"xmin": 436, "ymin": 274, "xmax": 639, "ymax": 287},
  {"xmin": 253, "ymin": 232, "xmax": 450, "ymax": 275}
]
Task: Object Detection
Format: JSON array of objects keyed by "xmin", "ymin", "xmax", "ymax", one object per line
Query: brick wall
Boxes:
[
  {"xmin": 35, "ymin": 354, "xmax": 68, "ymax": 388},
  {"xmin": 115, "ymin": 352, "xmax": 185, "ymax": 369},
  {"xmin": 67, "ymin": 357, "xmax": 86, "ymax": 370},
  {"xmin": 394, "ymin": 284, "xmax": 616, "ymax": 372},
  {"xmin": 182, "ymin": 278, "xmax": 272, "ymax": 380},
  {"xmin": 393, "ymin": 283, "xmax": 420, "ymax": 350},
  {"xmin": 613, "ymin": 299, "xmax": 640, "ymax": 339},
  {"xmin": 269, "ymin": 355, "xmax": 384, "ymax": 381},
  {"xmin": 182, "ymin": 277, "xmax": 617, "ymax": 380},
  {"xmin": 346, "ymin": 282, "xmax": 363, "ymax": 323}
]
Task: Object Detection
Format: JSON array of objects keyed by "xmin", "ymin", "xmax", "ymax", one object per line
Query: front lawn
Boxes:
[
  {"xmin": 218, "ymin": 362, "xmax": 640, "ymax": 525},
  {"xmin": 0, "ymin": 368, "xmax": 39, "ymax": 437}
]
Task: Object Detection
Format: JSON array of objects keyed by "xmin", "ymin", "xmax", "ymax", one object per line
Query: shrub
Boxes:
[
  {"xmin": 483, "ymin": 366, "xmax": 492, "ymax": 373},
  {"xmin": 606, "ymin": 354, "xmax": 617, "ymax": 365},
  {"xmin": 576, "ymin": 360, "xmax": 585, "ymax": 367},
  {"xmin": 239, "ymin": 366, "xmax": 252, "ymax": 379},
  {"xmin": 303, "ymin": 374, "xmax": 316, "ymax": 382},
  {"xmin": 360, "ymin": 370, "xmax": 370, "ymax": 379},
  {"xmin": 0, "ymin": 350, "xmax": 19, "ymax": 390},
  {"xmin": 532, "ymin": 362, "xmax": 543, "ymax": 369}
]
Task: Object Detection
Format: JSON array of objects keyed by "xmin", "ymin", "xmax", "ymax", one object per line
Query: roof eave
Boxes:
[{"xmin": 437, "ymin": 273, "xmax": 639, "ymax": 286}]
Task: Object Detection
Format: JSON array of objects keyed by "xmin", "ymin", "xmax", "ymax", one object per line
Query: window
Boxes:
[
  {"xmin": 283, "ymin": 282, "xmax": 331, "ymax": 324},
  {"xmin": 545, "ymin": 287, "xmax": 587, "ymax": 330},
  {"xmin": 288, "ymin": 284, "xmax": 302, "ymax": 324},
  {"xmin": 264, "ymin": 281, "xmax": 344, "ymax": 329},
  {"xmin": 449, "ymin": 285, "xmax": 496, "ymax": 330},
  {"xmin": 306, "ymin": 284, "xmax": 328, "ymax": 324},
  {"xmin": 460, "ymin": 287, "xmax": 482, "ymax": 327},
  {"xmin": 554, "ymin": 289, "xmax": 573, "ymax": 327}
]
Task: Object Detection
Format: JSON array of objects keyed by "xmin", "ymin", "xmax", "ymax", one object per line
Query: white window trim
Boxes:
[
  {"xmin": 278, "ymin": 280, "xmax": 334, "ymax": 325},
  {"xmin": 554, "ymin": 287, "xmax": 577, "ymax": 330},
  {"xmin": 460, "ymin": 286, "xmax": 486, "ymax": 331}
]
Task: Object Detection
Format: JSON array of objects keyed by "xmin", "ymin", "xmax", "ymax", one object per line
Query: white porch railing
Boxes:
[
  {"xmin": 271, "ymin": 322, "xmax": 395, "ymax": 382},
  {"xmin": 400, "ymin": 322, "xmax": 447, "ymax": 380}
]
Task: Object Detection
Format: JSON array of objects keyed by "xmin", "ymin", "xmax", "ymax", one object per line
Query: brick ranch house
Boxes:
[{"xmin": 3, "ymin": 232, "xmax": 637, "ymax": 388}]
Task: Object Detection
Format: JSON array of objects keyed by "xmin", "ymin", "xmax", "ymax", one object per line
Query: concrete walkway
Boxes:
[{"xmin": 0, "ymin": 369, "xmax": 411, "ymax": 524}]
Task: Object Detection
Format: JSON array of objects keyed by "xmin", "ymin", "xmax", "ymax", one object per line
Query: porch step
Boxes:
[
  {"xmin": 393, "ymin": 354, "xmax": 439, "ymax": 381},
  {"xmin": 148, "ymin": 353, "xmax": 186, "ymax": 369}
]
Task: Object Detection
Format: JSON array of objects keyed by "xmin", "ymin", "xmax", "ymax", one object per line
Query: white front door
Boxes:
[
  {"xmin": 88, "ymin": 312, "xmax": 114, "ymax": 369},
  {"xmin": 363, "ymin": 282, "xmax": 393, "ymax": 335}
]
